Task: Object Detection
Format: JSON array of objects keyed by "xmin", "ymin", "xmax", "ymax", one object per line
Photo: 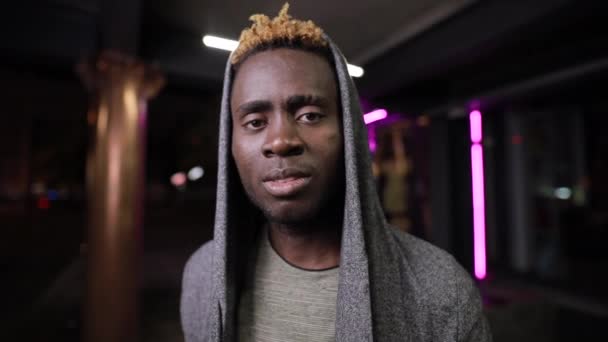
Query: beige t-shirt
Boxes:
[{"xmin": 238, "ymin": 232, "xmax": 339, "ymax": 342}]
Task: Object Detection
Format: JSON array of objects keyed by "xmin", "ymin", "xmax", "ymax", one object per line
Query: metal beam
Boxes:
[
  {"xmin": 359, "ymin": 0, "xmax": 572, "ymax": 98},
  {"xmin": 352, "ymin": 0, "xmax": 477, "ymax": 65}
]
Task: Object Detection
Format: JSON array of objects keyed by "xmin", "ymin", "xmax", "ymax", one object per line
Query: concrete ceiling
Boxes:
[
  {"xmin": 3, "ymin": 0, "xmax": 605, "ymax": 114},
  {"xmin": 139, "ymin": 0, "xmax": 476, "ymax": 89},
  {"xmin": 147, "ymin": 0, "xmax": 475, "ymax": 65}
]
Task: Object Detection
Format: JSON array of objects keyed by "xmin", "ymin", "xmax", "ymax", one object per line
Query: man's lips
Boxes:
[
  {"xmin": 263, "ymin": 176, "xmax": 312, "ymax": 197},
  {"xmin": 262, "ymin": 168, "xmax": 312, "ymax": 197}
]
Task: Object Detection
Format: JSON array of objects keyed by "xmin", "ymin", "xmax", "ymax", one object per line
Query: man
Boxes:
[{"xmin": 181, "ymin": 4, "xmax": 492, "ymax": 341}]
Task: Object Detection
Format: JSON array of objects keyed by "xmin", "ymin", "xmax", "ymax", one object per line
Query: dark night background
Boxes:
[{"xmin": 1, "ymin": 0, "xmax": 607, "ymax": 340}]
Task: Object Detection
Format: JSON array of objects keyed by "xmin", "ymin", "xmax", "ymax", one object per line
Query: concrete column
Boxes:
[
  {"xmin": 78, "ymin": 51, "xmax": 164, "ymax": 342},
  {"xmin": 505, "ymin": 112, "xmax": 532, "ymax": 273},
  {"xmin": 430, "ymin": 117, "xmax": 452, "ymax": 252}
]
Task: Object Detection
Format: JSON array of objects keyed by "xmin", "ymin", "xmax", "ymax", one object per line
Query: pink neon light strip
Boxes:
[
  {"xmin": 469, "ymin": 110, "xmax": 482, "ymax": 143},
  {"xmin": 368, "ymin": 126, "xmax": 377, "ymax": 152},
  {"xmin": 471, "ymin": 144, "xmax": 486, "ymax": 279},
  {"xmin": 470, "ymin": 108, "xmax": 487, "ymax": 280},
  {"xmin": 364, "ymin": 109, "xmax": 388, "ymax": 124}
]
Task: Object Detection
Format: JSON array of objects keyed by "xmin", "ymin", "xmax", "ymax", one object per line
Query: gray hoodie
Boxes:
[{"xmin": 180, "ymin": 35, "xmax": 492, "ymax": 342}]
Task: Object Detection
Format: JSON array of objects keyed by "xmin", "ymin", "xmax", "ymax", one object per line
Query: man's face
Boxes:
[{"xmin": 230, "ymin": 48, "xmax": 343, "ymax": 224}]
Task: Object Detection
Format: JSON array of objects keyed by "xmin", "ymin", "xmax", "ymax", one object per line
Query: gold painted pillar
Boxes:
[{"xmin": 78, "ymin": 51, "xmax": 164, "ymax": 342}]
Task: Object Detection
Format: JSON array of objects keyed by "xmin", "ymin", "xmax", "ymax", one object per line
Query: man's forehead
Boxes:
[
  {"xmin": 233, "ymin": 49, "xmax": 334, "ymax": 83},
  {"xmin": 231, "ymin": 49, "xmax": 337, "ymax": 107}
]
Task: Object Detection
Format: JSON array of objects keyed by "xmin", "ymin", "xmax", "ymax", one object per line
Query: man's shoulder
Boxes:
[
  {"xmin": 183, "ymin": 240, "xmax": 215, "ymax": 282},
  {"xmin": 181, "ymin": 240, "xmax": 216, "ymax": 341},
  {"xmin": 389, "ymin": 230, "xmax": 478, "ymax": 307},
  {"xmin": 388, "ymin": 230, "xmax": 491, "ymax": 341}
]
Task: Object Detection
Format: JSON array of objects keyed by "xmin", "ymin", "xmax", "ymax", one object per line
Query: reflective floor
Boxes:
[{"xmin": 3, "ymin": 211, "xmax": 607, "ymax": 341}]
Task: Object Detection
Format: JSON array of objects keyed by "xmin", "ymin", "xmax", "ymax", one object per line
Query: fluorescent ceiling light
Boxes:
[
  {"xmin": 202, "ymin": 35, "xmax": 364, "ymax": 77},
  {"xmin": 347, "ymin": 64, "xmax": 364, "ymax": 78},
  {"xmin": 202, "ymin": 35, "xmax": 239, "ymax": 52}
]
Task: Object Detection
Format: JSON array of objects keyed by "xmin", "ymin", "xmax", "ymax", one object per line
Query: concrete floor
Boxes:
[{"xmin": 4, "ymin": 209, "xmax": 607, "ymax": 341}]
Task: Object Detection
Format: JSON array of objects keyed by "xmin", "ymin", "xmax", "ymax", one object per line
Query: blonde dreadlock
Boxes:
[{"xmin": 231, "ymin": 3, "xmax": 328, "ymax": 65}]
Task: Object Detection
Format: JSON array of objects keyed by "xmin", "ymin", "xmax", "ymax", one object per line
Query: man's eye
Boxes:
[
  {"xmin": 298, "ymin": 113, "xmax": 324, "ymax": 123},
  {"xmin": 244, "ymin": 119, "xmax": 266, "ymax": 129}
]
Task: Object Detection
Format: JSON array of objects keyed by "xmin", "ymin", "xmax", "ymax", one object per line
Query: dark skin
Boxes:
[{"xmin": 231, "ymin": 48, "xmax": 344, "ymax": 270}]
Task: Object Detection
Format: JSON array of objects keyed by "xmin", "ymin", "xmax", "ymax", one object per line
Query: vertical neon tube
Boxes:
[
  {"xmin": 469, "ymin": 110, "xmax": 486, "ymax": 280},
  {"xmin": 470, "ymin": 110, "xmax": 482, "ymax": 143}
]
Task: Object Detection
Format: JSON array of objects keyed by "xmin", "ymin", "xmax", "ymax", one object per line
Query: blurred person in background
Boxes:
[{"xmin": 373, "ymin": 123, "xmax": 412, "ymax": 233}]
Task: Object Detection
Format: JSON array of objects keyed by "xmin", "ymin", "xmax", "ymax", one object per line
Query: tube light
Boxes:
[
  {"xmin": 347, "ymin": 64, "xmax": 364, "ymax": 78},
  {"xmin": 469, "ymin": 110, "xmax": 487, "ymax": 280},
  {"xmin": 363, "ymin": 109, "xmax": 388, "ymax": 124},
  {"xmin": 202, "ymin": 35, "xmax": 365, "ymax": 77},
  {"xmin": 469, "ymin": 110, "xmax": 482, "ymax": 143},
  {"xmin": 202, "ymin": 35, "xmax": 239, "ymax": 52}
]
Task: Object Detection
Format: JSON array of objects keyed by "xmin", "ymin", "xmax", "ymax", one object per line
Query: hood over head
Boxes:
[
  {"xmin": 208, "ymin": 30, "xmax": 413, "ymax": 340},
  {"xmin": 180, "ymin": 5, "xmax": 491, "ymax": 342}
]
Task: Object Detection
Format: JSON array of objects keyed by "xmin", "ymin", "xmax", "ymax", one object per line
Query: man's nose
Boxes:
[{"xmin": 262, "ymin": 115, "xmax": 304, "ymax": 158}]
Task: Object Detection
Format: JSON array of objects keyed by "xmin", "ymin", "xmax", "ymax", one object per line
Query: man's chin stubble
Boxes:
[{"xmin": 262, "ymin": 201, "xmax": 344, "ymax": 234}]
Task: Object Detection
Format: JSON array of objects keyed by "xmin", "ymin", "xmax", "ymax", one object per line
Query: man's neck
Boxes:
[{"xmin": 267, "ymin": 221, "xmax": 341, "ymax": 270}]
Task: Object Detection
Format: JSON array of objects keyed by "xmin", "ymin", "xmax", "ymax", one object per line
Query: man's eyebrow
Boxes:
[
  {"xmin": 286, "ymin": 94, "xmax": 328, "ymax": 113},
  {"xmin": 236, "ymin": 100, "xmax": 273, "ymax": 117}
]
